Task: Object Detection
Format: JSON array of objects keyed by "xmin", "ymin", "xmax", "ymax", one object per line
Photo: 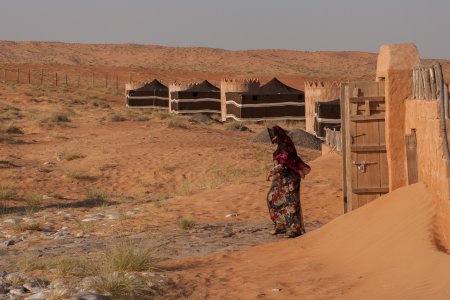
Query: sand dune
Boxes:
[{"xmin": 165, "ymin": 182, "xmax": 450, "ymax": 299}]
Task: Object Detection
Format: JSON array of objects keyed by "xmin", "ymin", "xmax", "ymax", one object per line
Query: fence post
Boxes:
[
  {"xmin": 28, "ymin": 69, "xmax": 31, "ymax": 84},
  {"xmin": 55, "ymin": 72, "xmax": 58, "ymax": 86},
  {"xmin": 105, "ymin": 74, "xmax": 108, "ymax": 88},
  {"xmin": 65, "ymin": 74, "xmax": 68, "ymax": 87}
]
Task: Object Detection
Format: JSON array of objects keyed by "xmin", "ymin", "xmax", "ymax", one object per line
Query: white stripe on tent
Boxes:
[
  {"xmin": 172, "ymin": 109, "xmax": 222, "ymax": 114},
  {"xmin": 171, "ymin": 98, "xmax": 221, "ymax": 103},
  {"xmin": 226, "ymin": 100, "xmax": 305, "ymax": 108},
  {"xmin": 127, "ymin": 96, "xmax": 169, "ymax": 100},
  {"xmin": 225, "ymin": 114, "xmax": 305, "ymax": 122},
  {"xmin": 126, "ymin": 105, "xmax": 169, "ymax": 110}
]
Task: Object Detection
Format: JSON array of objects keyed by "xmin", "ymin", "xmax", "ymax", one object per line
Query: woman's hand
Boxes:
[{"xmin": 266, "ymin": 171, "xmax": 272, "ymax": 181}]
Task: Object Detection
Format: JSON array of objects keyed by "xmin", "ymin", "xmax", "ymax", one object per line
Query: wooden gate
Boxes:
[{"xmin": 341, "ymin": 81, "xmax": 389, "ymax": 212}]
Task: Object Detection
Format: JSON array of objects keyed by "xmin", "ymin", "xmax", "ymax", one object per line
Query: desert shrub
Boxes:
[
  {"xmin": 106, "ymin": 241, "xmax": 156, "ymax": 272},
  {"xmin": 178, "ymin": 218, "xmax": 196, "ymax": 230},
  {"xmin": 87, "ymin": 272, "xmax": 156, "ymax": 300},
  {"xmin": 64, "ymin": 152, "xmax": 85, "ymax": 161},
  {"xmin": 0, "ymin": 184, "xmax": 17, "ymax": 200},
  {"xmin": 173, "ymin": 180, "xmax": 197, "ymax": 196},
  {"xmin": 49, "ymin": 112, "xmax": 71, "ymax": 123},
  {"xmin": 24, "ymin": 194, "xmax": 42, "ymax": 215},
  {"xmin": 85, "ymin": 189, "xmax": 112, "ymax": 206},
  {"xmin": 5, "ymin": 126, "xmax": 24, "ymax": 134},
  {"xmin": 110, "ymin": 114, "xmax": 127, "ymax": 122},
  {"xmin": 168, "ymin": 118, "xmax": 188, "ymax": 129},
  {"xmin": 12, "ymin": 221, "xmax": 41, "ymax": 233}
]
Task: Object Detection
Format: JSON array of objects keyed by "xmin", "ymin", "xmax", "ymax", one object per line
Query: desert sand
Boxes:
[{"xmin": 0, "ymin": 42, "xmax": 450, "ymax": 299}]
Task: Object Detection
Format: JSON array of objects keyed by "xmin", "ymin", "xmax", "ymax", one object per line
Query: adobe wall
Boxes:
[
  {"xmin": 168, "ymin": 82, "xmax": 194, "ymax": 112},
  {"xmin": 376, "ymin": 44, "xmax": 420, "ymax": 191},
  {"xmin": 404, "ymin": 100, "xmax": 450, "ymax": 200},
  {"xmin": 304, "ymin": 81, "xmax": 341, "ymax": 133},
  {"xmin": 220, "ymin": 79, "xmax": 260, "ymax": 121}
]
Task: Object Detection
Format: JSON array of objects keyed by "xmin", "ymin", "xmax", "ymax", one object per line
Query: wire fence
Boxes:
[{"xmin": 0, "ymin": 67, "xmax": 142, "ymax": 91}]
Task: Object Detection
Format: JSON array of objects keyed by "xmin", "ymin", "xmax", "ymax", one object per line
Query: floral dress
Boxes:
[{"xmin": 267, "ymin": 163, "xmax": 305, "ymax": 236}]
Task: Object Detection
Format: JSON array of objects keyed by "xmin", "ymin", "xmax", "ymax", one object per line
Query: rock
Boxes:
[
  {"xmin": 60, "ymin": 227, "xmax": 69, "ymax": 231},
  {"xmin": 42, "ymin": 195, "xmax": 53, "ymax": 200},
  {"xmin": 225, "ymin": 213, "xmax": 239, "ymax": 218},
  {"xmin": 53, "ymin": 231, "xmax": 72, "ymax": 240},
  {"xmin": 81, "ymin": 218, "xmax": 98, "ymax": 222},
  {"xmin": 3, "ymin": 219, "xmax": 17, "ymax": 225},
  {"xmin": 223, "ymin": 227, "xmax": 234, "ymax": 238},
  {"xmin": 190, "ymin": 113, "xmax": 213, "ymax": 124},
  {"xmin": 72, "ymin": 291, "xmax": 107, "ymax": 300},
  {"xmin": 272, "ymin": 288, "xmax": 282, "ymax": 292},
  {"xmin": 0, "ymin": 270, "xmax": 7, "ymax": 277},
  {"xmin": 24, "ymin": 291, "xmax": 48, "ymax": 300},
  {"xmin": 56, "ymin": 153, "xmax": 64, "ymax": 161},
  {"xmin": 106, "ymin": 214, "xmax": 122, "ymax": 220},
  {"xmin": 1, "ymin": 240, "xmax": 15, "ymax": 247},
  {"xmin": 48, "ymin": 279, "xmax": 66, "ymax": 290},
  {"xmin": 5, "ymin": 272, "xmax": 27, "ymax": 284},
  {"xmin": 8, "ymin": 287, "xmax": 27, "ymax": 296},
  {"xmin": 0, "ymin": 283, "xmax": 7, "ymax": 294},
  {"xmin": 125, "ymin": 211, "xmax": 135, "ymax": 217}
]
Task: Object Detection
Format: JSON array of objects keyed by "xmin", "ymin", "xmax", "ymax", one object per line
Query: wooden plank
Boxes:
[
  {"xmin": 405, "ymin": 130, "xmax": 418, "ymax": 184},
  {"xmin": 349, "ymin": 96, "xmax": 385, "ymax": 103},
  {"xmin": 353, "ymin": 187, "xmax": 390, "ymax": 194},
  {"xmin": 350, "ymin": 115, "xmax": 385, "ymax": 121},
  {"xmin": 347, "ymin": 83, "xmax": 356, "ymax": 211},
  {"xmin": 351, "ymin": 145, "xmax": 386, "ymax": 152},
  {"xmin": 341, "ymin": 83, "xmax": 348, "ymax": 213},
  {"xmin": 364, "ymin": 100, "xmax": 371, "ymax": 116}
]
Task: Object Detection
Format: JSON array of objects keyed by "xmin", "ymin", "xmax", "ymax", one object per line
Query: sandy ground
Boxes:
[{"xmin": 1, "ymin": 42, "xmax": 449, "ymax": 299}]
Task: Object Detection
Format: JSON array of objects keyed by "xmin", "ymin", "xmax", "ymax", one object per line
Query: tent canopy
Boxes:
[
  {"xmin": 245, "ymin": 77, "xmax": 302, "ymax": 95},
  {"xmin": 184, "ymin": 80, "xmax": 220, "ymax": 92},
  {"xmin": 133, "ymin": 79, "xmax": 168, "ymax": 92}
]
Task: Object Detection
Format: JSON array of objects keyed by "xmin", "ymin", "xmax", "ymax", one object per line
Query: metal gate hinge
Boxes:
[{"xmin": 352, "ymin": 161, "xmax": 377, "ymax": 172}]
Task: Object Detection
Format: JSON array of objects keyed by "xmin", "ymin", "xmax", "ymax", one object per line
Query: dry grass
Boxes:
[
  {"xmin": 23, "ymin": 194, "xmax": 43, "ymax": 215},
  {"xmin": 64, "ymin": 151, "xmax": 85, "ymax": 161},
  {"xmin": 75, "ymin": 219, "xmax": 95, "ymax": 234},
  {"xmin": 0, "ymin": 184, "xmax": 17, "ymax": 201},
  {"xmin": 85, "ymin": 188, "xmax": 113, "ymax": 206},
  {"xmin": 104, "ymin": 240, "xmax": 156, "ymax": 272},
  {"xmin": 87, "ymin": 272, "xmax": 156, "ymax": 300},
  {"xmin": 12, "ymin": 221, "xmax": 42, "ymax": 233},
  {"xmin": 46, "ymin": 288, "xmax": 72, "ymax": 300},
  {"xmin": 110, "ymin": 113, "xmax": 127, "ymax": 122},
  {"xmin": 64, "ymin": 168, "xmax": 91, "ymax": 180},
  {"xmin": 168, "ymin": 118, "xmax": 188, "ymax": 129},
  {"xmin": 173, "ymin": 180, "xmax": 197, "ymax": 196},
  {"xmin": 178, "ymin": 218, "xmax": 196, "ymax": 230}
]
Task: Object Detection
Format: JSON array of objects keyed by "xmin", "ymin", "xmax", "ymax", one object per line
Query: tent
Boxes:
[
  {"xmin": 126, "ymin": 79, "xmax": 169, "ymax": 109},
  {"xmin": 225, "ymin": 78, "xmax": 305, "ymax": 121},
  {"xmin": 170, "ymin": 80, "xmax": 221, "ymax": 114}
]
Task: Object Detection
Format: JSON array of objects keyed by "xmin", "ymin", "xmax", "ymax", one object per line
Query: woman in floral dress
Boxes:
[{"xmin": 266, "ymin": 126, "xmax": 310, "ymax": 238}]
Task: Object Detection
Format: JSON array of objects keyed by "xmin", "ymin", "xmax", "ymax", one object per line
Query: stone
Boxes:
[
  {"xmin": 0, "ymin": 270, "xmax": 7, "ymax": 277},
  {"xmin": 48, "ymin": 279, "xmax": 66, "ymax": 290},
  {"xmin": 3, "ymin": 219, "xmax": 17, "ymax": 225},
  {"xmin": 1, "ymin": 240, "xmax": 15, "ymax": 247},
  {"xmin": 81, "ymin": 218, "xmax": 98, "ymax": 222},
  {"xmin": 72, "ymin": 291, "xmax": 107, "ymax": 300},
  {"xmin": 24, "ymin": 292, "xmax": 48, "ymax": 300},
  {"xmin": 106, "ymin": 214, "xmax": 122, "ymax": 220},
  {"xmin": 9, "ymin": 288, "xmax": 27, "ymax": 296}
]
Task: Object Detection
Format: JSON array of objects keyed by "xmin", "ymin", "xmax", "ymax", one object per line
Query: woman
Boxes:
[{"xmin": 266, "ymin": 126, "xmax": 309, "ymax": 238}]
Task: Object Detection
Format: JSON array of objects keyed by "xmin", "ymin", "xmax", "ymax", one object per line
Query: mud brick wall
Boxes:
[{"xmin": 405, "ymin": 99, "xmax": 450, "ymax": 201}]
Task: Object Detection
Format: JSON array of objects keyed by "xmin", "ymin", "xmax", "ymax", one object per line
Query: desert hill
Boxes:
[{"xmin": 0, "ymin": 41, "xmax": 378, "ymax": 79}]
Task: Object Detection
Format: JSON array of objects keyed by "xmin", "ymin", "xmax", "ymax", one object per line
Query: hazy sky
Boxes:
[{"xmin": 0, "ymin": 0, "xmax": 449, "ymax": 59}]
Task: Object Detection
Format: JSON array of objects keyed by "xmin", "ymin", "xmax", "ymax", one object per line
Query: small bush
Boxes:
[
  {"xmin": 49, "ymin": 112, "xmax": 71, "ymax": 123},
  {"xmin": 178, "ymin": 218, "xmax": 196, "ymax": 230},
  {"xmin": 173, "ymin": 180, "xmax": 197, "ymax": 196},
  {"xmin": 65, "ymin": 152, "xmax": 85, "ymax": 161},
  {"xmin": 75, "ymin": 219, "xmax": 95, "ymax": 234},
  {"xmin": 87, "ymin": 272, "xmax": 156, "ymax": 300},
  {"xmin": 110, "ymin": 114, "xmax": 127, "ymax": 122},
  {"xmin": 105, "ymin": 241, "xmax": 156, "ymax": 272},
  {"xmin": 168, "ymin": 119, "xmax": 188, "ymax": 129},
  {"xmin": 0, "ymin": 185, "xmax": 17, "ymax": 200},
  {"xmin": 86, "ymin": 189, "xmax": 112, "ymax": 206},
  {"xmin": 5, "ymin": 126, "xmax": 24, "ymax": 134},
  {"xmin": 65, "ymin": 169, "xmax": 90, "ymax": 180},
  {"xmin": 12, "ymin": 221, "xmax": 41, "ymax": 233},
  {"xmin": 24, "ymin": 194, "xmax": 42, "ymax": 215}
]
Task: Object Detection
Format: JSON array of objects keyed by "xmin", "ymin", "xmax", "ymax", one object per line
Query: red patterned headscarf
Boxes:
[{"xmin": 269, "ymin": 126, "xmax": 305, "ymax": 175}]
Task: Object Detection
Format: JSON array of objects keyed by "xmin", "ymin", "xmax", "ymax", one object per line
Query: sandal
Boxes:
[
  {"xmin": 270, "ymin": 227, "xmax": 286, "ymax": 235},
  {"xmin": 283, "ymin": 230, "xmax": 300, "ymax": 238}
]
